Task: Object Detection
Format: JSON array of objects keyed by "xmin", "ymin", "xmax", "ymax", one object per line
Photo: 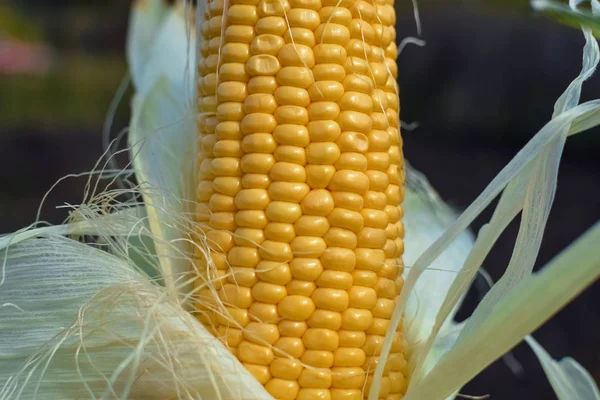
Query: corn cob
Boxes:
[{"xmin": 194, "ymin": 0, "xmax": 407, "ymax": 397}]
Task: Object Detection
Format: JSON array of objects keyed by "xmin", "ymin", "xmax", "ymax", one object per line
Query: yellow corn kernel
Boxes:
[{"xmin": 194, "ymin": 0, "xmax": 405, "ymax": 397}]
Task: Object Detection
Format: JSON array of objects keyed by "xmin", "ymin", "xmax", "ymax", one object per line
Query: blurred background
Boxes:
[{"xmin": 0, "ymin": 0, "xmax": 598, "ymax": 398}]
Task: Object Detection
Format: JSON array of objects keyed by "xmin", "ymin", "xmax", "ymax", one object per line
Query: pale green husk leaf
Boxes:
[
  {"xmin": 404, "ymin": 221, "xmax": 600, "ymax": 399},
  {"xmin": 0, "ymin": 236, "xmax": 270, "ymax": 399},
  {"xmin": 0, "ymin": 207, "xmax": 146, "ymax": 251},
  {"xmin": 449, "ymin": 23, "xmax": 598, "ymax": 345},
  {"xmin": 370, "ymin": 21, "xmax": 600, "ymax": 400},
  {"xmin": 402, "ymin": 168, "xmax": 474, "ymax": 364},
  {"xmin": 0, "ymin": 205, "xmax": 163, "ymax": 282},
  {"xmin": 526, "ymin": 335, "xmax": 600, "ymax": 400}
]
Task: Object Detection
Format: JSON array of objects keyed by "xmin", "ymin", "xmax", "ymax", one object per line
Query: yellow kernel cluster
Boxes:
[{"xmin": 194, "ymin": 0, "xmax": 407, "ymax": 397}]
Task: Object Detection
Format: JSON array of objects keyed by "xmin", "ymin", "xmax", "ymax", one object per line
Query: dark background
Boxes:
[{"xmin": 1, "ymin": 0, "xmax": 598, "ymax": 398}]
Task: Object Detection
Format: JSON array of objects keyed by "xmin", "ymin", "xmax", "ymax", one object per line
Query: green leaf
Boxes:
[{"xmin": 532, "ymin": 0, "xmax": 600, "ymax": 37}]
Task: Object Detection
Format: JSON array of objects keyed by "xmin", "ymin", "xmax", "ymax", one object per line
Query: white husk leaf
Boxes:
[
  {"xmin": 402, "ymin": 168, "xmax": 474, "ymax": 366},
  {"xmin": 401, "ymin": 171, "xmax": 476, "ymax": 400},
  {"xmin": 0, "ymin": 236, "xmax": 270, "ymax": 400},
  {"xmin": 128, "ymin": 3, "xmax": 197, "ymax": 299},
  {"xmin": 126, "ymin": 0, "xmax": 169, "ymax": 90}
]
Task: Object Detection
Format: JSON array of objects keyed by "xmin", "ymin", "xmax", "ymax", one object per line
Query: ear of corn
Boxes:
[{"xmin": 194, "ymin": 0, "xmax": 406, "ymax": 397}]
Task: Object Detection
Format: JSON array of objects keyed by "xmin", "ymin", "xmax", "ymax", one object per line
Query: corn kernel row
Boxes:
[{"xmin": 194, "ymin": 0, "xmax": 407, "ymax": 398}]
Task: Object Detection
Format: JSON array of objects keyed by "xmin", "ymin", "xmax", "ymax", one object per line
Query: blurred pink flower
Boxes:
[{"xmin": 0, "ymin": 38, "xmax": 53, "ymax": 74}]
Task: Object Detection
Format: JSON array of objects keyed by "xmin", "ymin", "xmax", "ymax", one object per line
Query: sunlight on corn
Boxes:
[{"xmin": 193, "ymin": 0, "xmax": 407, "ymax": 397}]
